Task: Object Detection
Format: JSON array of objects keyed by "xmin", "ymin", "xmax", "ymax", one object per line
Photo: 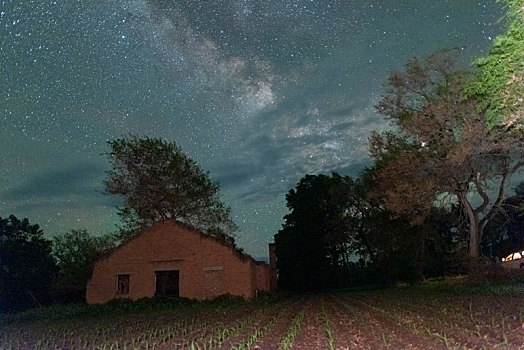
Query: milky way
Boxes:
[{"xmin": 1, "ymin": 0, "xmax": 504, "ymax": 258}]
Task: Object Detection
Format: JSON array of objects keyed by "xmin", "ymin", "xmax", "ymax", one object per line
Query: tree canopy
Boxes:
[
  {"xmin": 274, "ymin": 171, "xmax": 462, "ymax": 289},
  {"xmin": 274, "ymin": 173, "xmax": 358, "ymax": 291},
  {"xmin": 356, "ymin": 167, "xmax": 462, "ymax": 282},
  {"xmin": 104, "ymin": 136, "xmax": 237, "ymax": 241},
  {"xmin": 52, "ymin": 230, "xmax": 116, "ymax": 302},
  {"xmin": 0, "ymin": 215, "xmax": 57, "ymax": 312},
  {"xmin": 481, "ymin": 183, "xmax": 524, "ymax": 260},
  {"xmin": 371, "ymin": 50, "xmax": 524, "ymax": 260},
  {"xmin": 466, "ymin": 0, "xmax": 524, "ymax": 129}
]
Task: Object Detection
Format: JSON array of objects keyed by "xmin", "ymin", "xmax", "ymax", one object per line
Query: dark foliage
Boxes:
[
  {"xmin": 52, "ymin": 230, "xmax": 117, "ymax": 303},
  {"xmin": 274, "ymin": 169, "xmax": 464, "ymax": 290},
  {"xmin": 357, "ymin": 167, "xmax": 462, "ymax": 284},
  {"xmin": 0, "ymin": 215, "xmax": 58, "ymax": 313},
  {"xmin": 104, "ymin": 135, "xmax": 237, "ymax": 241},
  {"xmin": 275, "ymin": 173, "xmax": 358, "ymax": 291},
  {"xmin": 481, "ymin": 183, "xmax": 524, "ymax": 261}
]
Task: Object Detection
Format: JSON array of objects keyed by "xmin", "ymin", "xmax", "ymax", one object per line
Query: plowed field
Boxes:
[{"xmin": 2, "ymin": 281, "xmax": 524, "ymax": 349}]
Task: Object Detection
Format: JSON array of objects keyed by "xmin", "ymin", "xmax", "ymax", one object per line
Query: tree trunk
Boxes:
[
  {"xmin": 458, "ymin": 192, "xmax": 485, "ymax": 278},
  {"xmin": 459, "ymin": 193, "xmax": 481, "ymax": 258},
  {"xmin": 468, "ymin": 218, "xmax": 481, "ymax": 258}
]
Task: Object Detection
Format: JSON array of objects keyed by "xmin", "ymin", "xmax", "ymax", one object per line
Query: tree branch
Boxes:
[
  {"xmin": 480, "ymin": 159, "xmax": 524, "ymax": 234},
  {"xmin": 473, "ymin": 177, "xmax": 490, "ymax": 215}
]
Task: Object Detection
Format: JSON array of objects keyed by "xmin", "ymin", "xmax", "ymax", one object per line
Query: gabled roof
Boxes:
[{"xmin": 97, "ymin": 219, "xmax": 265, "ymax": 265}]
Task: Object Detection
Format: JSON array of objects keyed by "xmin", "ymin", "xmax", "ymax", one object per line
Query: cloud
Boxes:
[
  {"xmin": 3, "ymin": 162, "xmax": 107, "ymax": 200},
  {"xmin": 213, "ymin": 163, "xmax": 265, "ymax": 192},
  {"xmin": 2, "ymin": 161, "xmax": 122, "ymax": 234},
  {"xmin": 141, "ymin": 0, "xmax": 275, "ymax": 119},
  {"xmin": 214, "ymin": 88, "xmax": 386, "ymax": 206}
]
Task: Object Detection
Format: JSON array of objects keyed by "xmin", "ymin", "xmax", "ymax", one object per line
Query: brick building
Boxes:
[{"xmin": 86, "ymin": 220, "xmax": 274, "ymax": 304}]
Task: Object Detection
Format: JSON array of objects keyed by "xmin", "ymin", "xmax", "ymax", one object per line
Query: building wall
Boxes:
[
  {"xmin": 254, "ymin": 262, "xmax": 270, "ymax": 293},
  {"xmin": 86, "ymin": 220, "xmax": 267, "ymax": 304}
]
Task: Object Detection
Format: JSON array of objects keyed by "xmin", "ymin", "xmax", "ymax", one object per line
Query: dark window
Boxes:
[
  {"xmin": 117, "ymin": 274, "xmax": 130, "ymax": 295},
  {"xmin": 155, "ymin": 270, "xmax": 179, "ymax": 297}
]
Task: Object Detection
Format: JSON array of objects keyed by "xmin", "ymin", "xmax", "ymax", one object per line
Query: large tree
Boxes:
[
  {"xmin": 371, "ymin": 50, "xmax": 524, "ymax": 261},
  {"xmin": 0, "ymin": 215, "xmax": 57, "ymax": 312},
  {"xmin": 104, "ymin": 136, "xmax": 237, "ymax": 240},
  {"xmin": 274, "ymin": 173, "xmax": 359, "ymax": 291}
]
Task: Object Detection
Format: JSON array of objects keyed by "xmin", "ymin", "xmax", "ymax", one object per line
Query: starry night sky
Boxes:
[{"xmin": 1, "ymin": 0, "xmax": 505, "ymax": 259}]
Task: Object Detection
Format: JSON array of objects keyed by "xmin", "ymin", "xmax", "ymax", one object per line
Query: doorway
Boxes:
[{"xmin": 155, "ymin": 270, "xmax": 179, "ymax": 297}]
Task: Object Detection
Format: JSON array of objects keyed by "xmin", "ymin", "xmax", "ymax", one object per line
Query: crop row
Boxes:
[
  {"xmin": 2, "ymin": 289, "xmax": 524, "ymax": 349},
  {"xmin": 339, "ymin": 289, "xmax": 524, "ymax": 349}
]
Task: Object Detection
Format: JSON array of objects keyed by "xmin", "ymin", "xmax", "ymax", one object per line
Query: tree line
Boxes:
[
  {"xmin": 0, "ymin": 215, "xmax": 115, "ymax": 312},
  {"xmin": 275, "ymin": 172, "xmax": 524, "ymax": 291},
  {"xmin": 275, "ymin": 48, "xmax": 524, "ymax": 291}
]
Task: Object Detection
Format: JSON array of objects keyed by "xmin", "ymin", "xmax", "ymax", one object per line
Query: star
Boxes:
[{"xmin": 1, "ymin": 0, "xmax": 505, "ymax": 259}]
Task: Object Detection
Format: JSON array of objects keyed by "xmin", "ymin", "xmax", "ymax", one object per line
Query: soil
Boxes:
[
  {"xmin": 3, "ymin": 289, "xmax": 524, "ymax": 349},
  {"xmin": 326, "ymin": 295, "xmax": 449, "ymax": 350},
  {"xmin": 291, "ymin": 297, "xmax": 327, "ymax": 349}
]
